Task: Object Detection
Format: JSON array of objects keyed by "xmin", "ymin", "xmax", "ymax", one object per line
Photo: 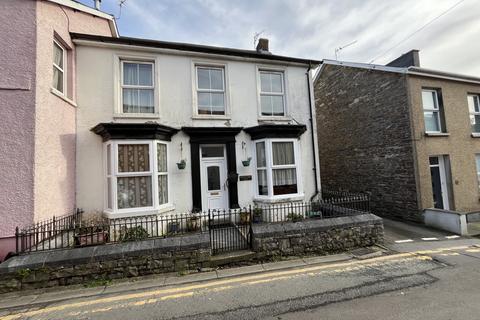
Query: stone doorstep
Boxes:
[{"xmin": 0, "ymin": 251, "xmax": 355, "ymax": 311}]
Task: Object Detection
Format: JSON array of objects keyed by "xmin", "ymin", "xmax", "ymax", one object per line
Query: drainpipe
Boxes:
[{"xmin": 307, "ymin": 62, "xmax": 320, "ymax": 201}]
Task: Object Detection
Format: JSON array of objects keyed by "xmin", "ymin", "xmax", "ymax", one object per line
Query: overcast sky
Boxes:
[{"xmin": 81, "ymin": 0, "xmax": 480, "ymax": 76}]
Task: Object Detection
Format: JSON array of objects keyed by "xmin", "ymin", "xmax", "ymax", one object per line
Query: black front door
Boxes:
[{"xmin": 430, "ymin": 158, "xmax": 444, "ymax": 209}]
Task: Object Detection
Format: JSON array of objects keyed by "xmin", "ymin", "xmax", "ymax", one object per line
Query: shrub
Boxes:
[{"xmin": 118, "ymin": 226, "xmax": 149, "ymax": 242}]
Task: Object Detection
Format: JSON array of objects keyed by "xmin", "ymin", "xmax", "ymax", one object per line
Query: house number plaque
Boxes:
[{"xmin": 239, "ymin": 175, "xmax": 252, "ymax": 181}]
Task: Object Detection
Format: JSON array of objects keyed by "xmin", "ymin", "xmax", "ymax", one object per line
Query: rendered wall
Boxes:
[
  {"xmin": 408, "ymin": 76, "xmax": 480, "ymax": 212},
  {"xmin": 75, "ymin": 45, "xmax": 317, "ymax": 215},
  {"xmin": 0, "ymin": 0, "xmax": 37, "ymax": 240},
  {"xmin": 33, "ymin": 1, "xmax": 113, "ymax": 222}
]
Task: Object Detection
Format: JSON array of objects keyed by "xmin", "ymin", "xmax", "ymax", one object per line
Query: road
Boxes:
[{"xmin": 1, "ymin": 222, "xmax": 479, "ymax": 319}]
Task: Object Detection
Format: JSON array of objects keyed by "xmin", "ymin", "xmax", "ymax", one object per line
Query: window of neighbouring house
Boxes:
[
  {"xmin": 121, "ymin": 61, "xmax": 155, "ymax": 114},
  {"xmin": 259, "ymin": 70, "xmax": 285, "ymax": 117},
  {"xmin": 195, "ymin": 66, "xmax": 226, "ymax": 116},
  {"xmin": 105, "ymin": 140, "xmax": 169, "ymax": 214},
  {"xmin": 422, "ymin": 89, "xmax": 445, "ymax": 133},
  {"xmin": 468, "ymin": 94, "xmax": 480, "ymax": 133},
  {"xmin": 254, "ymin": 139, "xmax": 300, "ymax": 199},
  {"xmin": 52, "ymin": 40, "xmax": 66, "ymax": 94}
]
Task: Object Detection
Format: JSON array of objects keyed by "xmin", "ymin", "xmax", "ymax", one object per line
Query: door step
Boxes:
[{"xmin": 208, "ymin": 250, "xmax": 256, "ymax": 267}]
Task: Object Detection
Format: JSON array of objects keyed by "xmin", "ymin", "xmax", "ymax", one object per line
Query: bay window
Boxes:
[
  {"xmin": 105, "ymin": 140, "xmax": 169, "ymax": 214},
  {"xmin": 254, "ymin": 139, "xmax": 301, "ymax": 199},
  {"xmin": 121, "ymin": 61, "xmax": 155, "ymax": 114}
]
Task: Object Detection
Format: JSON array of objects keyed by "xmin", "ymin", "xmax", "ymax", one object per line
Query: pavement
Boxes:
[{"xmin": 1, "ymin": 218, "xmax": 480, "ymax": 320}]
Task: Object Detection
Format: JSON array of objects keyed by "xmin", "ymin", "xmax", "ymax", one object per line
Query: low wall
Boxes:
[
  {"xmin": 252, "ymin": 214, "xmax": 384, "ymax": 258},
  {"xmin": 0, "ymin": 233, "xmax": 210, "ymax": 293},
  {"xmin": 424, "ymin": 208, "xmax": 468, "ymax": 235},
  {"xmin": 0, "ymin": 214, "xmax": 384, "ymax": 293}
]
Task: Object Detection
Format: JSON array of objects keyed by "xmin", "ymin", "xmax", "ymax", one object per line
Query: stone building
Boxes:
[{"xmin": 314, "ymin": 50, "xmax": 480, "ymax": 221}]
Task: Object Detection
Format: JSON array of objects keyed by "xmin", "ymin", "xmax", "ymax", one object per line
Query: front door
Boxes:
[
  {"xmin": 429, "ymin": 156, "xmax": 450, "ymax": 210},
  {"xmin": 200, "ymin": 145, "xmax": 229, "ymax": 211}
]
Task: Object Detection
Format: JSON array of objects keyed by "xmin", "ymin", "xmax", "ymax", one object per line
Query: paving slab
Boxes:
[
  {"xmin": 216, "ymin": 264, "xmax": 265, "ymax": 278},
  {"xmin": 302, "ymin": 253, "xmax": 352, "ymax": 265},
  {"xmin": 164, "ymin": 271, "xmax": 218, "ymax": 285},
  {"xmin": 261, "ymin": 258, "xmax": 306, "ymax": 271}
]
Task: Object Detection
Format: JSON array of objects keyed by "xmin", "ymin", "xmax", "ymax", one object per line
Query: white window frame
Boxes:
[
  {"xmin": 253, "ymin": 138, "xmax": 303, "ymax": 201},
  {"xmin": 468, "ymin": 94, "xmax": 480, "ymax": 133},
  {"xmin": 422, "ymin": 89, "xmax": 443, "ymax": 133},
  {"xmin": 104, "ymin": 140, "xmax": 171, "ymax": 216},
  {"xmin": 52, "ymin": 39, "xmax": 66, "ymax": 96},
  {"xmin": 113, "ymin": 54, "xmax": 160, "ymax": 118},
  {"xmin": 256, "ymin": 66, "xmax": 288, "ymax": 119},
  {"xmin": 120, "ymin": 60, "xmax": 156, "ymax": 114},
  {"xmin": 191, "ymin": 60, "xmax": 230, "ymax": 119}
]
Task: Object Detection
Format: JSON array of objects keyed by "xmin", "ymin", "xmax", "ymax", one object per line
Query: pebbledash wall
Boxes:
[
  {"xmin": 74, "ymin": 42, "xmax": 320, "ymax": 216},
  {"xmin": 0, "ymin": 0, "xmax": 115, "ymax": 261},
  {"xmin": 0, "ymin": 213, "xmax": 383, "ymax": 292},
  {"xmin": 314, "ymin": 64, "xmax": 420, "ymax": 221}
]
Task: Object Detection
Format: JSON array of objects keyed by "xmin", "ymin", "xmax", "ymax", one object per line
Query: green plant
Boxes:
[
  {"xmin": 186, "ymin": 215, "xmax": 201, "ymax": 232},
  {"xmin": 16, "ymin": 268, "xmax": 31, "ymax": 280},
  {"xmin": 118, "ymin": 226, "xmax": 149, "ymax": 242},
  {"xmin": 287, "ymin": 212, "xmax": 304, "ymax": 222},
  {"xmin": 84, "ymin": 278, "xmax": 111, "ymax": 288},
  {"xmin": 252, "ymin": 207, "xmax": 263, "ymax": 223}
]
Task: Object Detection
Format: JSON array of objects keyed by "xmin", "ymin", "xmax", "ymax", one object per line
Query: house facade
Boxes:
[
  {"xmin": 0, "ymin": 0, "xmax": 117, "ymax": 260},
  {"xmin": 73, "ymin": 34, "xmax": 321, "ymax": 218},
  {"xmin": 314, "ymin": 50, "xmax": 480, "ymax": 222}
]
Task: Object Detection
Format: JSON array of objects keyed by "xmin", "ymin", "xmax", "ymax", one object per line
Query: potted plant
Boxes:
[
  {"xmin": 75, "ymin": 226, "xmax": 109, "ymax": 246},
  {"xmin": 252, "ymin": 207, "xmax": 263, "ymax": 223},
  {"xmin": 242, "ymin": 157, "xmax": 252, "ymax": 167},
  {"xmin": 287, "ymin": 212, "xmax": 304, "ymax": 222},
  {"xmin": 118, "ymin": 225, "xmax": 149, "ymax": 242},
  {"xmin": 168, "ymin": 221, "xmax": 180, "ymax": 234},
  {"xmin": 240, "ymin": 210, "xmax": 251, "ymax": 224},
  {"xmin": 186, "ymin": 215, "xmax": 201, "ymax": 232},
  {"xmin": 177, "ymin": 159, "xmax": 186, "ymax": 170}
]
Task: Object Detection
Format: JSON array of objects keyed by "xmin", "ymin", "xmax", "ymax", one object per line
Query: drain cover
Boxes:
[{"xmin": 350, "ymin": 247, "xmax": 382, "ymax": 259}]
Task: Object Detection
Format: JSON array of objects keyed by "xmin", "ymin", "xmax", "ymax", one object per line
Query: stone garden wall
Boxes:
[
  {"xmin": 0, "ymin": 233, "xmax": 210, "ymax": 293},
  {"xmin": 252, "ymin": 214, "xmax": 383, "ymax": 258},
  {"xmin": 0, "ymin": 214, "xmax": 384, "ymax": 293}
]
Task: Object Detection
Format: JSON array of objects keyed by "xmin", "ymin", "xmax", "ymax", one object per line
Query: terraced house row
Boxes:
[{"xmin": 1, "ymin": 0, "xmax": 479, "ymax": 260}]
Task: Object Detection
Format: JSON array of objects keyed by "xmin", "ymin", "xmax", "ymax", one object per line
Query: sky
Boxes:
[{"xmin": 79, "ymin": 0, "xmax": 480, "ymax": 76}]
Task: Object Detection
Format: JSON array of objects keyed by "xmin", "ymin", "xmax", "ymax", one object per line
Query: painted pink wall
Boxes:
[
  {"xmin": 34, "ymin": 1, "xmax": 113, "ymax": 222},
  {"xmin": 0, "ymin": 0, "xmax": 37, "ymax": 241}
]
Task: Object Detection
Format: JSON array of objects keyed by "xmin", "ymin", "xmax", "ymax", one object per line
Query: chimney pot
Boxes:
[
  {"xmin": 256, "ymin": 38, "xmax": 270, "ymax": 53},
  {"xmin": 94, "ymin": 0, "xmax": 101, "ymax": 10}
]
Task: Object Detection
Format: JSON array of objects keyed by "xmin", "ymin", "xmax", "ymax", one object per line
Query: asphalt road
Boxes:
[{"xmin": 2, "ymin": 239, "xmax": 480, "ymax": 320}]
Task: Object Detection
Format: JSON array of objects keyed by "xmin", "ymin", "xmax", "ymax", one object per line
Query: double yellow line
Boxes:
[{"xmin": 1, "ymin": 246, "xmax": 469, "ymax": 320}]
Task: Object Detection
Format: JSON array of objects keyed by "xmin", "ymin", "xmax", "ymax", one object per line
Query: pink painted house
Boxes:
[{"xmin": 0, "ymin": 0, "xmax": 118, "ymax": 261}]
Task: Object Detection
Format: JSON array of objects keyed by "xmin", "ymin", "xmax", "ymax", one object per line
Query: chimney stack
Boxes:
[
  {"xmin": 256, "ymin": 38, "xmax": 270, "ymax": 54},
  {"xmin": 94, "ymin": 0, "xmax": 101, "ymax": 10},
  {"xmin": 386, "ymin": 49, "xmax": 420, "ymax": 68}
]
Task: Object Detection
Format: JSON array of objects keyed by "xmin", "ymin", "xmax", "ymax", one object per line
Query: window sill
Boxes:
[
  {"xmin": 425, "ymin": 132, "xmax": 450, "ymax": 137},
  {"xmin": 471, "ymin": 133, "xmax": 480, "ymax": 138},
  {"xmin": 192, "ymin": 115, "xmax": 231, "ymax": 120},
  {"xmin": 103, "ymin": 204, "xmax": 175, "ymax": 219},
  {"xmin": 258, "ymin": 116, "xmax": 292, "ymax": 123},
  {"xmin": 253, "ymin": 194, "xmax": 305, "ymax": 204},
  {"xmin": 50, "ymin": 88, "xmax": 77, "ymax": 107},
  {"xmin": 113, "ymin": 113, "xmax": 160, "ymax": 119}
]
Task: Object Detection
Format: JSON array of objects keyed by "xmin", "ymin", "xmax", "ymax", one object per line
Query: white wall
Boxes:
[{"xmin": 76, "ymin": 45, "xmax": 317, "ymax": 216}]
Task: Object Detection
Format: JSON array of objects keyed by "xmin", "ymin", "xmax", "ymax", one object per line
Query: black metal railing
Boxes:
[{"xmin": 15, "ymin": 191, "xmax": 370, "ymax": 254}]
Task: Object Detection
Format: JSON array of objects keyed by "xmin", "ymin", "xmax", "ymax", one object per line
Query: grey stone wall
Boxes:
[
  {"xmin": 314, "ymin": 64, "xmax": 421, "ymax": 221},
  {"xmin": 0, "ymin": 233, "xmax": 210, "ymax": 293},
  {"xmin": 252, "ymin": 214, "xmax": 384, "ymax": 257}
]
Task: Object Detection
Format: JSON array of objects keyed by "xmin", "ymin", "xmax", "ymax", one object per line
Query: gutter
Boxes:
[{"xmin": 307, "ymin": 62, "xmax": 320, "ymax": 201}]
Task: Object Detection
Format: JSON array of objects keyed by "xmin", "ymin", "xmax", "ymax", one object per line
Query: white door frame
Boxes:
[
  {"xmin": 200, "ymin": 145, "xmax": 229, "ymax": 211},
  {"xmin": 429, "ymin": 155, "xmax": 450, "ymax": 210}
]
